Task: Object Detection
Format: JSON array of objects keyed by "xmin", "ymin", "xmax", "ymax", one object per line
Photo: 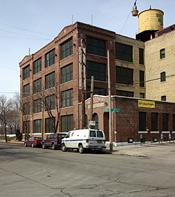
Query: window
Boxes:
[
  {"xmin": 61, "ymin": 89, "xmax": 73, "ymax": 108},
  {"xmin": 115, "ymin": 42, "xmax": 133, "ymax": 62},
  {"xmin": 23, "ymin": 65, "xmax": 30, "ymax": 80},
  {"xmin": 23, "ymin": 103, "xmax": 30, "ymax": 115},
  {"xmin": 139, "ymin": 112, "xmax": 146, "ymax": 131},
  {"xmin": 160, "ymin": 72, "xmax": 166, "ymax": 82},
  {"xmin": 161, "ymin": 96, "xmax": 166, "ymax": 101},
  {"xmin": 45, "ymin": 49, "xmax": 55, "ymax": 68},
  {"xmin": 45, "ymin": 95, "xmax": 55, "ymax": 111},
  {"xmin": 45, "ymin": 117, "xmax": 55, "ymax": 133},
  {"xmin": 33, "ymin": 119, "xmax": 41, "ymax": 133},
  {"xmin": 33, "ymin": 58, "xmax": 41, "ymax": 74},
  {"xmin": 23, "ymin": 121, "xmax": 30, "ymax": 134},
  {"xmin": 45, "ymin": 72, "xmax": 55, "ymax": 89},
  {"xmin": 61, "ymin": 115, "xmax": 73, "ymax": 132},
  {"xmin": 116, "ymin": 66, "xmax": 133, "ymax": 85},
  {"xmin": 160, "ymin": 48, "xmax": 165, "ymax": 59},
  {"xmin": 86, "ymin": 87, "xmax": 106, "ymax": 99},
  {"xmin": 116, "ymin": 90, "xmax": 134, "ymax": 97},
  {"xmin": 151, "ymin": 113, "xmax": 158, "ymax": 131},
  {"xmin": 139, "ymin": 48, "xmax": 144, "ymax": 65},
  {"xmin": 140, "ymin": 71, "xmax": 145, "ymax": 87},
  {"xmin": 162, "ymin": 113, "xmax": 169, "ymax": 131},
  {"xmin": 87, "ymin": 37, "xmax": 106, "ymax": 56},
  {"xmin": 140, "ymin": 93, "xmax": 145, "ymax": 98},
  {"xmin": 23, "ymin": 84, "xmax": 30, "ymax": 97},
  {"xmin": 87, "ymin": 61, "xmax": 106, "ymax": 81},
  {"xmin": 61, "ymin": 63, "xmax": 73, "ymax": 83},
  {"xmin": 60, "ymin": 38, "xmax": 73, "ymax": 59},
  {"xmin": 92, "ymin": 113, "xmax": 98, "ymax": 129},
  {"xmin": 173, "ymin": 114, "xmax": 175, "ymax": 131},
  {"xmin": 97, "ymin": 130, "xmax": 104, "ymax": 138},
  {"xmin": 90, "ymin": 130, "xmax": 96, "ymax": 137},
  {"xmin": 33, "ymin": 99, "xmax": 41, "ymax": 113},
  {"xmin": 33, "ymin": 78, "xmax": 42, "ymax": 94}
]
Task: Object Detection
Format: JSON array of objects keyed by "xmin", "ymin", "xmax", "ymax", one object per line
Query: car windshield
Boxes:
[{"xmin": 97, "ymin": 131, "xmax": 103, "ymax": 138}]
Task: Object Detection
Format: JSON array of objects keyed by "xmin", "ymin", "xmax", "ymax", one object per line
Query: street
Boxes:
[{"xmin": 0, "ymin": 143, "xmax": 175, "ymax": 197}]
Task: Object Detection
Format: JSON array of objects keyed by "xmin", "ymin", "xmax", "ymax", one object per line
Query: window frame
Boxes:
[
  {"xmin": 61, "ymin": 89, "xmax": 73, "ymax": 108},
  {"xmin": 33, "ymin": 57, "xmax": 42, "ymax": 74},
  {"xmin": 45, "ymin": 49, "xmax": 55, "ymax": 68},
  {"xmin": 33, "ymin": 99, "xmax": 41, "ymax": 113},
  {"xmin": 87, "ymin": 61, "xmax": 106, "ymax": 81},
  {"xmin": 115, "ymin": 42, "xmax": 133, "ymax": 62},
  {"xmin": 23, "ymin": 65, "xmax": 30, "ymax": 80},
  {"xmin": 116, "ymin": 66, "xmax": 133, "ymax": 85},
  {"xmin": 61, "ymin": 63, "xmax": 73, "ymax": 84},
  {"xmin": 139, "ymin": 112, "xmax": 146, "ymax": 131},
  {"xmin": 87, "ymin": 36, "xmax": 106, "ymax": 57},
  {"xmin": 33, "ymin": 78, "xmax": 42, "ymax": 94},
  {"xmin": 60, "ymin": 38, "xmax": 73, "ymax": 60},
  {"xmin": 45, "ymin": 72, "xmax": 55, "ymax": 90},
  {"xmin": 61, "ymin": 115, "xmax": 73, "ymax": 132},
  {"xmin": 160, "ymin": 48, "xmax": 165, "ymax": 59},
  {"xmin": 33, "ymin": 119, "xmax": 41, "ymax": 133},
  {"xmin": 23, "ymin": 83, "xmax": 30, "ymax": 98}
]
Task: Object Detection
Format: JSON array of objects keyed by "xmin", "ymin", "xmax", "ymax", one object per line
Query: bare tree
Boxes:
[
  {"xmin": 7, "ymin": 92, "xmax": 20, "ymax": 134},
  {"xmin": 0, "ymin": 95, "xmax": 14, "ymax": 142},
  {"xmin": 40, "ymin": 83, "xmax": 60, "ymax": 134}
]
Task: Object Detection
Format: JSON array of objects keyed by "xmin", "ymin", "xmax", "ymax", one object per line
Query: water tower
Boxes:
[{"xmin": 132, "ymin": 1, "xmax": 164, "ymax": 41}]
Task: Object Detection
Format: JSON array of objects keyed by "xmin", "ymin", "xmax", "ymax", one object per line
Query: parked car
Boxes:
[
  {"xmin": 61, "ymin": 129, "xmax": 106, "ymax": 153},
  {"xmin": 24, "ymin": 137, "xmax": 42, "ymax": 148},
  {"xmin": 42, "ymin": 133, "xmax": 67, "ymax": 150}
]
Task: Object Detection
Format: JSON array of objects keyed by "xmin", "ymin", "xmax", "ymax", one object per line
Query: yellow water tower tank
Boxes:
[{"xmin": 138, "ymin": 8, "xmax": 164, "ymax": 33}]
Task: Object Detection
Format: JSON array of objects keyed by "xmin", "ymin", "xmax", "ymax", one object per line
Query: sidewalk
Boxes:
[{"xmin": 106, "ymin": 142, "xmax": 175, "ymax": 158}]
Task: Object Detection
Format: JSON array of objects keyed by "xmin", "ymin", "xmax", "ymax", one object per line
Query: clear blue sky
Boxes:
[{"xmin": 0, "ymin": 0, "xmax": 174, "ymax": 99}]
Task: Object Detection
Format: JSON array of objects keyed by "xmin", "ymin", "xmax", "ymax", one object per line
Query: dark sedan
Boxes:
[{"xmin": 24, "ymin": 137, "xmax": 42, "ymax": 148}]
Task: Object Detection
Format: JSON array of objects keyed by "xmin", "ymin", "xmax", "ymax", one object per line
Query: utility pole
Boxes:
[
  {"xmin": 90, "ymin": 76, "xmax": 94, "ymax": 128},
  {"xmin": 81, "ymin": 39, "xmax": 85, "ymax": 129},
  {"xmin": 107, "ymin": 50, "xmax": 113, "ymax": 152},
  {"xmin": 41, "ymin": 88, "xmax": 44, "ymax": 140}
]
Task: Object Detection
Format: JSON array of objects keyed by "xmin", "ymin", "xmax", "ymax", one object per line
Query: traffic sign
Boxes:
[{"xmin": 104, "ymin": 108, "xmax": 120, "ymax": 112}]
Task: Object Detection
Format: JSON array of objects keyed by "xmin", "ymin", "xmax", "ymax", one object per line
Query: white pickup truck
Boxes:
[{"xmin": 61, "ymin": 129, "xmax": 106, "ymax": 153}]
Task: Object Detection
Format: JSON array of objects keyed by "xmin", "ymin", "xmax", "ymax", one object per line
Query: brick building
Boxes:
[
  {"xmin": 145, "ymin": 25, "xmax": 175, "ymax": 102},
  {"xmin": 84, "ymin": 95, "xmax": 175, "ymax": 143},
  {"xmin": 19, "ymin": 22, "xmax": 145, "ymax": 140}
]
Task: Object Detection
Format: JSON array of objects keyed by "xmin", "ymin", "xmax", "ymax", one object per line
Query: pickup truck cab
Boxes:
[{"xmin": 61, "ymin": 129, "xmax": 106, "ymax": 153}]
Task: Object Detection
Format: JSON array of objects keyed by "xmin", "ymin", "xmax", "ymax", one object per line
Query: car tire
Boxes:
[
  {"xmin": 42, "ymin": 143, "xmax": 46, "ymax": 149},
  {"xmin": 24, "ymin": 142, "xmax": 27, "ymax": 147},
  {"xmin": 52, "ymin": 144, "xmax": 56, "ymax": 150},
  {"xmin": 32, "ymin": 143, "xmax": 34, "ymax": 148},
  {"xmin": 78, "ymin": 145, "xmax": 84, "ymax": 154},
  {"xmin": 62, "ymin": 144, "xmax": 67, "ymax": 152}
]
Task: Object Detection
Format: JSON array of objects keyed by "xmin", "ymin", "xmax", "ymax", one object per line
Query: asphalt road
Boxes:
[{"xmin": 0, "ymin": 143, "xmax": 175, "ymax": 197}]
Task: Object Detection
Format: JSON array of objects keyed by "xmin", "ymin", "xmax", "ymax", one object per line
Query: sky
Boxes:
[{"xmin": 0, "ymin": 0, "xmax": 174, "ymax": 99}]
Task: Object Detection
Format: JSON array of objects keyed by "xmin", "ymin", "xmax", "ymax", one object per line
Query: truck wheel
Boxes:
[
  {"xmin": 52, "ymin": 144, "xmax": 56, "ymax": 150},
  {"xmin": 42, "ymin": 143, "xmax": 46, "ymax": 149},
  {"xmin": 62, "ymin": 144, "xmax": 67, "ymax": 152},
  {"xmin": 79, "ymin": 145, "xmax": 84, "ymax": 154}
]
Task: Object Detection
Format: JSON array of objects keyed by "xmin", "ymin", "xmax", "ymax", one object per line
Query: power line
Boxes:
[
  {"xmin": 0, "ymin": 28, "xmax": 52, "ymax": 40},
  {"xmin": 0, "ymin": 35, "xmax": 52, "ymax": 41},
  {"xmin": 0, "ymin": 22, "xmax": 54, "ymax": 37}
]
